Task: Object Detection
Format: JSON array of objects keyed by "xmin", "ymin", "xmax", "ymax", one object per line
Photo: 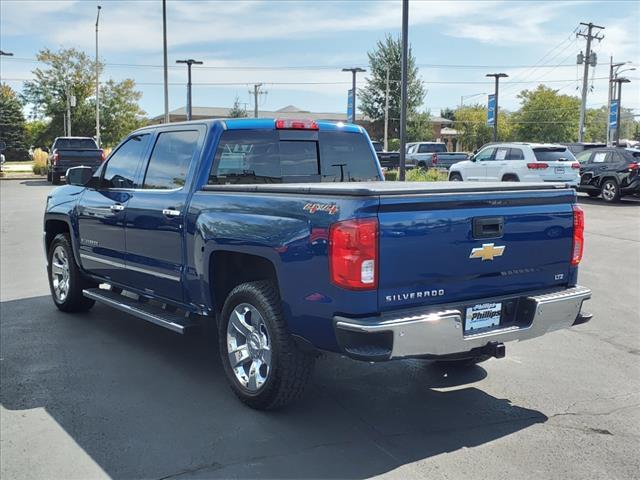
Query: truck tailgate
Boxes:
[
  {"xmin": 377, "ymin": 188, "xmax": 576, "ymax": 311},
  {"xmin": 57, "ymin": 150, "xmax": 103, "ymax": 169}
]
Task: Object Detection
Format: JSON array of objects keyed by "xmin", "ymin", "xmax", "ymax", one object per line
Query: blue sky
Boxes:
[{"xmin": 1, "ymin": 0, "xmax": 638, "ymax": 119}]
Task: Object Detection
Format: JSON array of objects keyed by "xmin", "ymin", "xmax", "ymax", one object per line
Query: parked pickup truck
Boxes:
[
  {"xmin": 44, "ymin": 118, "xmax": 592, "ymax": 410},
  {"xmin": 406, "ymin": 142, "xmax": 468, "ymax": 169},
  {"xmin": 371, "ymin": 141, "xmax": 400, "ymax": 169},
  {"xmin": 47, "ymin": 136, "xmax": 105, "ymax": 185}
]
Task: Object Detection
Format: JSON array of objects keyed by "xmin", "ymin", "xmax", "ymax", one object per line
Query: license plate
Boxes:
[
  {"xmin": 465, "ymin": 302, "xmax": 502, "ymax": 333},
  {"xmin": 555, "ymin": 167, "xmax": 565, "ymax": 174}
]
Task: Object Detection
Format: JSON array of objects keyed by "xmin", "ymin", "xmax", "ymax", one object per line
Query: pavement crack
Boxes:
[{"xmin": 157, "ymin": 461, "xmax": 223, "ymax": 480}]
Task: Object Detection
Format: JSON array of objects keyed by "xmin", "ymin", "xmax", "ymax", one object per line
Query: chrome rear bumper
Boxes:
[{"xmin": 334, "ymin": 286, "xmax": 591, "ymax": 360}]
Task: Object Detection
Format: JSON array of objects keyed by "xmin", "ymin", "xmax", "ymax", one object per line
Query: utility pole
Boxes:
[
  {"xmin": 95, "ymin": 5, "xmax": 101, "ymax": 147},
  {"xmin": 613, "ymin": 77, "xmax": 631, "ymax": 146},
  {"xmin": 486, "ymin": 73, "xmax": 508, "ymax": 142},
  {"xmin": 342, "ymin": 67, "xmax": 366, "ymax": 124},
  {"xmin": 384, "ymin": 66, "xmax": 390, "ymax": 151},
  {"xmin": 576, "ymin": 22, "xmax": 605, "ymax": 142},
  {"xmin": 398, "ymin": 0, "xmax": 409, "ymax": 181},
  {"xmin": 176, "ymin": 59, "xmax": 203, "ymax": 121},
  {"xmin": 162, "ymin": 0, "xmax": 170, "ymax": 123},
  {"xmin": 66, "ymin": 84, "xmax": 72, "ymax": 137},
  {"xmin": 251, "ymin": 83, "xmax": 266, "ymax": 118}
]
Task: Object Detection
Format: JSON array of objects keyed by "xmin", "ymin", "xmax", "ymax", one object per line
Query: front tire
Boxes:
[
  {"xmin": 449, "ymin": 172, "xmax": 462, "ymax": 181},
  {"xmin": 219, "ymin": 281, "xmax": 315, "ymax": 410},
  {"xmin": 601, "ymin": 179, "xmax": 621, "ymax": 203},
  {"xmin": 47, "ymin": 234, "xmax": 96, "ymax": 312}
]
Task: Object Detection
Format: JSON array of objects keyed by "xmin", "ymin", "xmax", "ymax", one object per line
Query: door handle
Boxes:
[
  {"xmin": 110, "ymin": 204, "xmax": 125, "ymax": 212},
  {"xmin": 162, "ymin": 208, "xmax": 181, "ymax": 217}
]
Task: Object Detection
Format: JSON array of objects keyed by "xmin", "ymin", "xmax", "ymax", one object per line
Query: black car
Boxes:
[
  {"xmin": 575, "ymin": 147, "xmax": 640, "ymax": 202},
  {"xmin": 371, "ymin": 141, "xmax": 400, "ymax": 169}
]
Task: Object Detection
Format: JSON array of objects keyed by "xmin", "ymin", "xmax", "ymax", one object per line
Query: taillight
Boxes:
[
  {"xmin": 527, "ymin": 162, "xmax": 549, "ymax": 170},
  {"xmin": 52, "ymin": 150, "xmax": 60, "ymax": 165},
  {"xmin": 329, "ymin": 218, "xmax": 378, "ymax": 290},
  {"xmin": 627, "ymin": 163, "xmax": 639, "ymax": 171},
  {"xmin": 432, "ymin": 153, "xmax": 438, "ymax": 166},
  {"xmin": 100, "ymin": 149, "xmax": 106, "ymax": 162},
  {"xmin": 571, "ymin": 205, "xmax": 584, "ymax": 266},
  {"xmin": 275, "ymin": 119, "xmax": 318, "ymax": 130},
  {"xmin": 571, "ymin": 162, "xmax": 580, "ymax": 169}
]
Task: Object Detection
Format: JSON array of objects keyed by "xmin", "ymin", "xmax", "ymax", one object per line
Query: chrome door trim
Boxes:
[{"xmin": 80, "ymin": 253, "xmax": 180, "ymax": 282}]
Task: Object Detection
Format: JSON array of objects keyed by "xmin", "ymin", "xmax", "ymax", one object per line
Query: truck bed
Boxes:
[{"xmin": 202, "ymin": 181, "xmax": 570, "ymax": 196}]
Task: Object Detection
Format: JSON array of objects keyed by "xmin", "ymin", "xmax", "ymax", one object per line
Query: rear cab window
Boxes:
[
  {"xmin": 54, "ymin": 138, "xmax": 98, "ymax": 149},
  {"xmin": 533, "ymin": 147, "xmax": 575, "ymax": 162},
  {"xmin": 208, "ymin": 129, "xmax": 380, "ymax": 184},
  {"xmin": 418, "ymin": 143, "xmax": 446, "ymax": 153}
]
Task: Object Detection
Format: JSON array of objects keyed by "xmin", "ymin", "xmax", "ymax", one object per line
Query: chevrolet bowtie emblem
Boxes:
[{"xmin": 469, "ymin": 243, "xmax": 505, "ymax": 261}]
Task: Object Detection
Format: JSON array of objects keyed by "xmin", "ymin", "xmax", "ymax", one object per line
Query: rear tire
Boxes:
[
  {"xmin": 47, "ymin": 170, "xmax": 52, "ymax": 182},
  {"xmin": 601, "ymin": 179, "xmax": 621, "ymax": 203},
  {"xmin": 449, "ymin": 172, "xmax": 462, "ymax": 182},
  {"xmin": 219, "ymin": 281, "xmax": 315, "ymax": 410},
  {"xmin": 47, "ymin": 234, "xmax": 96, "ymax": 312},
  {"xmin": 51, "ymin": 173, "xmax": 61, "ymax": 185},
  {"xmin": 501, "ymin": 174, "xmax": 519, "ymax": 182}
]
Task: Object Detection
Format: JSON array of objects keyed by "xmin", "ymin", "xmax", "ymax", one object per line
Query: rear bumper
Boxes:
[{"xmin": 334, "ymin": 286, "xmax": 591, "ymax": 361}]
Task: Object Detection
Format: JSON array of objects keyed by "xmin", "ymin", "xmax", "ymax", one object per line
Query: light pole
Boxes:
[
  {"xmin": 613, "ymin": 77, "xmax": 631, "ymax": 146},
  {"xmin": 176, "ymin": 59, "xmax": 203, "ymax": 121},
  {"xmin": 486, "ymin": 73, "xmax": 508, "ymax": 142},
  {"xmin": 95, "ymin": 5, "xmax": 101, "ymax": 147},
  {"xmin": 162, "ymin": 0, "xmax": 169, "ymax": 123},
  {"xmin": 398, "ymin": 0, "xmax": 409, "ymax": 181},
  {"xmin": 342, "ymin": 67, "xmax": 365, "ymax": 124}
]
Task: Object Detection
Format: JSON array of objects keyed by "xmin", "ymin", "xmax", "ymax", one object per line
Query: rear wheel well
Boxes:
[
  {"xmin": 210, "ymin": 251, "xmax": 279, "ymax": 314},
  {"xmin": 44, "ymin": 219, "xmax": 70, "ymax": 254},
  {"xmin": 600, "ymin": 176, "xmax": 618, "ymax": 187},
  {"xmin": 502, "ymin": 174, "xmax": 519, "ymax": 181}
]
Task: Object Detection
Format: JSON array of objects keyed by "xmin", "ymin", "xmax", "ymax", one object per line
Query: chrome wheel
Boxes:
[
  {"xmin": 51, "ymin": 245, "xmax": 70, "ymax": 302},
  {"xmin": 602, "ymin": 182, "xmax": 617, "ymax": 201},
  {"xmin": 226, "ymin": 303, "xmax": 271, "ymax": 392}
]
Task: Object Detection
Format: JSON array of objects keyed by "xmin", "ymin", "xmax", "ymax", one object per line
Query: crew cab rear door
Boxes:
[{"xmin": 123, "ymin": 126, "xmax": 204, "ymax": 302}]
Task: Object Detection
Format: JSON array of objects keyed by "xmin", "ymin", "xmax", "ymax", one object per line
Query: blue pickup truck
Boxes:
[{"xmin": 44, "ymin": 118, "xmax": 592, "ymax": 409}]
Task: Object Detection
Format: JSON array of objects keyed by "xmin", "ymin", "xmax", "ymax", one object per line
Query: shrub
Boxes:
[
  {"xmin": 387, "ymin": 138, "xmax": 401, "ymax": 152},
  {"xmin": 405, "ymin": 167, "xmax": 448, "ymax": 182},
  {"xmin": 32, "ymin": 148, "xmax": 47, "ymax": 175},
  {"xmin": 384, "ymin": 169, "xmax": 398, "ymax": 181}
]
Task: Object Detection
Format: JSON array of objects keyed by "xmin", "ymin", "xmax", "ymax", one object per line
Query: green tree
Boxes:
[
  {"xmin": 228, "ymin": 96, "xmax": 247, "ymax": 118},
  {"xmin": 440, "ymin": 107, "xmax": 455, "ymax": 121},
  {"xmin": 511, "ymin": 85, "xmax": 580, "ymax": 143},
  {"xmin": 0, "ymin": 84, "xmax": 29, "ymax": 161},
  {"xmin": 359, "ymin": 34, "xmax": 425, "ymax": 137},
  {"xmin": 97, "ymin": 79, "xmax": 146, "ymax": 146},
  {"xmin": 585, "ymin": 106, "xmax": 607, "ymax": 143},
  {"xmin": 407, "ymin": 111, "xmax": 432, "ymax": 142},
  {"xmin": 25, "ymin": 119, "xmax": 49, "ymax": 149},
  {"xmin": 454, "ymin": 104, "xmax": 511, "ymax": 151}
]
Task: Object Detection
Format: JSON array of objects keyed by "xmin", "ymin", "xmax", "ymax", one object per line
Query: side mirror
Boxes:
[
  {"xmin": 66, "ymin": 166, "xmax": 93, "ymax": 186},
  {"xmin": 468, "ymin": 153, "xmax": 475, "ymax": 162}
]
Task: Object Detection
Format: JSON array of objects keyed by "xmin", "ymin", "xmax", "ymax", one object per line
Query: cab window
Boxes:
[{"xmin": 102, "ymin": 134, "xmax": 150, "ymax": 189}]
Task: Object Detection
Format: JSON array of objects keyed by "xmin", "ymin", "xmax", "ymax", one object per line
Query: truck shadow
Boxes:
[
  {"xmin": 577, "ymin": 195, "xmax": 640, "ymax": 207},
  {"xmin": 1, "ymin": 296, "xmax": 547, "ymax": 479}
]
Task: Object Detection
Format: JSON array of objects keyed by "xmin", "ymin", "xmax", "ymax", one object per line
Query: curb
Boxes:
[{"xmin": 0, "ymin": 175, "xmax": 47, "ymax": 181}]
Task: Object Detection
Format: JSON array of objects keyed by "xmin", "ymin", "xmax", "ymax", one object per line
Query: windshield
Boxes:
[
  {"xmin": 533, "ymin": 147, "xmax": 575, "ymax": 162},
  {"xmin": 209, "ymin": 129, "xmax": 380, "ymax": 184},
  {"xmin": 53, "ymin": 138, "xmax": 98, "ymax": 150}
]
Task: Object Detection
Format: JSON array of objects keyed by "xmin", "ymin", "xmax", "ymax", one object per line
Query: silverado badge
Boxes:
[{"xmin": 469, "ymin": 243, "xmax": 505, "ymax": 261}]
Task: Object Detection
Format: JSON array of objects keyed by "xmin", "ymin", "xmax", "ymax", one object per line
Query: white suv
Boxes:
[{"xmin": 448, "ymin": 143, "xmax": 580, "ymax": 186}]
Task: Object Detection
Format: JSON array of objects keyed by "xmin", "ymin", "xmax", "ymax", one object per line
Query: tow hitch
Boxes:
[{"xmin": 489, "ymin": 342, "xmax": 506, "ymax": 359}]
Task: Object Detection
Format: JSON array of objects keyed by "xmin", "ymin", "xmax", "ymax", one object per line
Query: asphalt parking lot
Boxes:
[{"xmin": 1, "ymin": 179, "xmax": 639, "ymax": 480}]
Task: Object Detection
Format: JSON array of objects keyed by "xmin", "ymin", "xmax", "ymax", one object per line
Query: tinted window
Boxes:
[
  {"xmin": 209, "ymin": 130, "xmax": 379, "ymax": 184},
  {"xmin": 143, "ymin": 130, "xmax": 200, "ymax": 189},
  {"xmin": 591, "ymin": 151, "xmax": 609, "ymax": 163},
  {"xmin": 54, "ymin": 138, "xmax": 98, "ymax": 149},
  {"xmin": 494, "ymin": 147, "xmax": 509, "ymax": 161},
  {"xmin": 319, "ymin": 131, "xmax": 380, "ymax": 182},
  {"xmin": 371, "ymin": 141, "xmax": 382, "ymax": 152},
  {"xmin": 533, "ymin": 147, "xmax": 575, "ymax": 162},
  {"xmin": 418, "ymin": 143, "xmax": 446, "ymax": 153},
  {"xmin": 102, "ymin": 134, "xmax": 150, "ymax": 188},
  {"xmin": 508, "ymin": 148, "xmax": 525, "ymax": 160},
  {"xmin": 475, "ymin": 147, "xmax": 495, "ymax": 161}
]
